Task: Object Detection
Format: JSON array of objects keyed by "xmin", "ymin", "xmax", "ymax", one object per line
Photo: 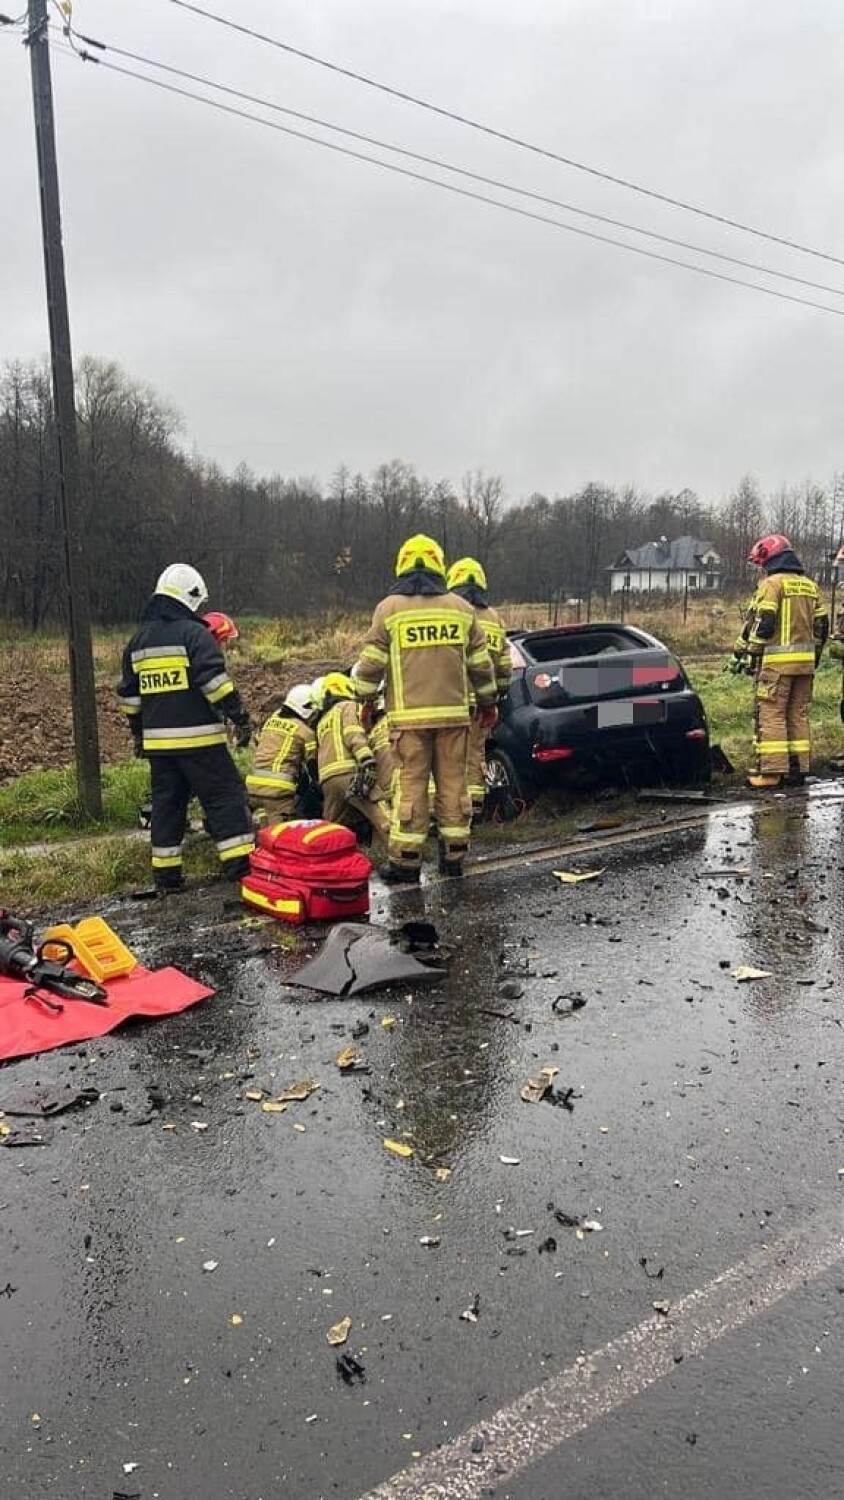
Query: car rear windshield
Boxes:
[{"xmin": 518, "ymin": 629, "xmax": 643, "ymax": 663}]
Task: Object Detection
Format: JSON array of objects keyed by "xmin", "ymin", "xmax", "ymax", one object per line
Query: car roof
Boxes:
[{"xmin": 508, "ymin": 623, "xmax": 665, "ymax": 651}]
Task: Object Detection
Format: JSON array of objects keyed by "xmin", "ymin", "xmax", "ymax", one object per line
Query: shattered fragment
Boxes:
[
  {"xmin": 336, "ymin": 1351, "xmax": 366, "ymax": 1384},
  {"xmin": 327, "ymin": 1316, "xmax": 352, "ymax": 1346},
  {"xmin": 261, "ymin": 1101, "xmax": 288, "ymax": 1114},
  {"xmin": 419, "ymin": 1236, "xmax": 441, "ymax": 1247},
  {"xmin": 334, "ymin": 1046, "xmax": 361, "ymax": 1071},
  {"xmin": 383, "ymin": 1139, "xmax": 414, "ymax": 1159},
  {"xmin": 553, "ymin": 869, "xmax": 605, "ymax": 884},
  {"xmin": 520, "ymin": 1066, "xmax": 559, "ymax": 1104},
  {"xmin": 730, "ymin": 966, "xmax": 773, "ymax": 982},
  {"xmin": 290, "ymin": 923, "xmax": 445, "ymax": 996},
  {"xmin": 276, "ymin": 1080, "xmax": 319, "ymax": 1103},
  {"xmin": 538, "ymin": 1237, "xmax": 557, "ymax": 1254},
  {"xmin": 460, "ymin": 1293, "xmax": 481, "ymax": 1323},
  {"xmin": 499, "ymin": 1155, "xmax": 521, "ymax": 1166},
  {"xmin": 653, "ymin": 1299, "xmax": 672, "ymax": 1316}
]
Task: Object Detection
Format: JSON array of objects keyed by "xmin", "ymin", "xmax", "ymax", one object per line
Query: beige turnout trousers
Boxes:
[
  {"xmin": 466, "ymin": 716, "xmax": 488, "ymax": 815},
  {"xmin": 754, "ymin": 668, "xmax": 814, "ymax": 774},
  {"xmin": 322, "ymin": 773, "xmax": 391, "ymax": 840},
  {"xmin": 389, "ymin": 726, "xmax": 471, "ymax": 869}
]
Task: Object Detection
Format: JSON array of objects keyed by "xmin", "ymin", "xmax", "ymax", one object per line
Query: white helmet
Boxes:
[
  {"xmin": 155, "ymin": 563, "xmax": 209, "ymax": 613},
  {"xmin": 284, "ymin": 683, "xmax": 317, "ymax": 722},
  {"xmin": 310, "ymin": 676, "xmax": 326, "ymax": 706}
]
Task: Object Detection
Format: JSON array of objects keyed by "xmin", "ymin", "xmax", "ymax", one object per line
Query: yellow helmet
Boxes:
[
  {"xmin": 395, "ymin": 533, "xmax": 445, "ymax": 579},
  {"xmin": 319, "ymin": 671, "xmax": 356, "ymax": 709},
  {"xmin": 446, "ymin": 557, "xmax": 487, "ymax": 592}
]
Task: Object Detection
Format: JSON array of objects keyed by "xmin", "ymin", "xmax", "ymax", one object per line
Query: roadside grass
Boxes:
[
  {"xmin": 0, "ymin": 833, "xmax": 221, "ymax": 916},
  {"xmin": 0, "ymin": 761, "xmax": 150, "ymax": 845}
]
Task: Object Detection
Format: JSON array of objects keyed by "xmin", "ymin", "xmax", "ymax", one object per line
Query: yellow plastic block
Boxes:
[
  {"xmin": 42, "ymin": 918, "xmax": 137, "ymax": 983},
  {"xmin": 72, "ymin": 917, "xmax": 137, "ymax": 980}
]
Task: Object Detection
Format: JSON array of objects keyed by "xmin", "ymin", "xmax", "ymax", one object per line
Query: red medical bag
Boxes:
[{"xmin": 241, "ymin": 819, "xmax": 372, "ymax": 924}]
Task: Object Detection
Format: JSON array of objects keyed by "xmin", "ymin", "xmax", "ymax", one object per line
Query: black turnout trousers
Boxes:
[{"xmin": 149, "ymin": 745, "xmax": 253, "ymax": 887}]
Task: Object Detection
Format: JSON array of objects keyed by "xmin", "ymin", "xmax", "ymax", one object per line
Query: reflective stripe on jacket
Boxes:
[
  {"xmin": 246, "ymin": 711, "xmax": 315, "ymax": 795},
  {"xmin": 353, "ymin": 591, "xmax": 496, "ymax": 729},
  {"xmin": 475, "ymin": 604, "xmax": 512, "ymax": 697},
  {"xmin": 747, "ymin": 574, "xmax": 827, "ymax": 674},
  {"xmin": 317, "ymin": 701, "xmax": 374, "ymax": 783}
]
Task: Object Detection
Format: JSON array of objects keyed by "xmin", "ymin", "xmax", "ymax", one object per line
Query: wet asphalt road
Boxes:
[{"xmin": 2, "ymin": 790, "xmax": 844, "ymax": 1500}]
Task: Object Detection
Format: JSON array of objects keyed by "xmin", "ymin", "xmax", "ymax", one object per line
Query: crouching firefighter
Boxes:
[
  {"xmin": 316, "ymin": 673, "xmax": 391, "ymax": 842},
  {"xmin": 117, "ymin": 564, "xmax": 255, "ymax": 891},
  {"xmin": 446, "ymin": 556, "xmax": 512, "ymax": 818},
  {"xmin": 352, "ymin": 533, "xmax": 497, "ymax": 882},
  {"xmin": 246, "ymin": 684, "xmax": 318, "ymax": 821},
  {"xmin": 729, "ymin": 535, "xmax": 828, "ymax": 789}
]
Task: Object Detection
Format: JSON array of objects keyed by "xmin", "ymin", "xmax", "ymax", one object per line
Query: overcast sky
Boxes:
[{"xmin": 3, "ymin": 0, "xmax": 843, "ymax": 506}]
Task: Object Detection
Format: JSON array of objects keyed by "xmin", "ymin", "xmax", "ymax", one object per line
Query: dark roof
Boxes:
[{"xmin": 612, "ymin": 536, "xmax": 721, "ymax": 572}]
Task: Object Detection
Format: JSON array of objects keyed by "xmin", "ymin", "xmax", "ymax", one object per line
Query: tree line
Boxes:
[{"xmin": 1, "ymin": 356, "xmax": 841, "ymax": 628}]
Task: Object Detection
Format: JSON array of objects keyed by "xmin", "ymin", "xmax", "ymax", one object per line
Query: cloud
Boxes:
[{"xmin": 2, "ymin": 0, "xmax": 842, "ymax": 503}]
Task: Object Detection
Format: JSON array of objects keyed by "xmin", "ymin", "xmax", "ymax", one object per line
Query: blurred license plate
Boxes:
[{"xmin": 596, "ymin": 699, "xmax": 665, "ymax": 727}]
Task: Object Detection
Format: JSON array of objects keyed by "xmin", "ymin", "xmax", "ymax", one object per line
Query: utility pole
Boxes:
[{"xmin": 26, "ymin": 0, "xmax": 102, "ymax": 817}]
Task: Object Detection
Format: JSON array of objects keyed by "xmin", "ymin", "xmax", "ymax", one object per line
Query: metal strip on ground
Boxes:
[{"xmin": 356, "ymin": 1222, "xmax": 844, "ymax": 1500}]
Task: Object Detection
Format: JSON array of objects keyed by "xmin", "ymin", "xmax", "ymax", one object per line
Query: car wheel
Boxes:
[{"xmin": 485, "ymin": 747, "xmax": 536, "ymax": 808}]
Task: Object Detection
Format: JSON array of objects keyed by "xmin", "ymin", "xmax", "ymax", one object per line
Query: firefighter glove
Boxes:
[
  {"xmin": 230, "ymin": 711, "xmax": 254, "ymax": 748},
  {"xmin": 475, "ymin": 704, "xmax": 499, "ymax": 731},
  {"xmin": 349, "ymin": 760, "xmax": 377, "ymax": 800},
  {"xmin": 725, "ymin": 652, "xmax": 746, "ymax": 676}
]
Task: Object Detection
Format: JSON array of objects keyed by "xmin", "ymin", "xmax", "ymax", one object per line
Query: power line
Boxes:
[
  {"xmin": 56, "ymin": 32, "xmax": 844, "ymax": 302},
  {"xmin": 54, "ymin": 44, "xmax": 844, "ymax": 321},
  {"xmin": 163, "ymin": 0, "xmax": 844, "ymax": 270}
]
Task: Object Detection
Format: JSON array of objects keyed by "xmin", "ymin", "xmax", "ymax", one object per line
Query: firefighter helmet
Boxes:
[
  {"xmin": 284, "ymin": 683, "xmax": 317, "ymax": 721},
  {"xmin": 319, "ymin": 672, "xmax": 357, "ymax": 709},
  {"xmin": 155, "ymin": 563, "xmax": 209, "ymax": 612},
  {"xmin": 747, "ymin": 534, "xmax": 791, "ymax": 568},
  {"xmin": 203, "ymin": 610, "xmax": 239, "ymax": 644},
  {"xmin": 446, "ymin": 557, "xmax": 488, "ymax": 592},
  {"xmin": 395, "ymin": 533, "xmax": 446, "ymax": 579}
]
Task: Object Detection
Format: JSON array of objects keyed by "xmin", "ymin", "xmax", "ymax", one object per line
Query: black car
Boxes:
[{"xmin": 487, "ymin": 622, "xmax": 710, "ymax": 803}]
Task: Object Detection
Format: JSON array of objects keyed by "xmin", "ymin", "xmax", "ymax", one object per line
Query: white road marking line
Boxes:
[{"xmin": 357, "ymin": 1223, "xmax": 844, "ymax": 1500}]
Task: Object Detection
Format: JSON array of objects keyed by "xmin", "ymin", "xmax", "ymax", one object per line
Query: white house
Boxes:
[{"xmin": 607, "ymin": 536, "xmax": 723, "ymax": 594}]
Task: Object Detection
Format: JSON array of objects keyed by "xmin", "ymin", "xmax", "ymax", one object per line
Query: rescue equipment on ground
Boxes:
[
  {"xmin": 42, "ymin": 917, "xmax": 138, "ymax": 983},
  {"xmin": 0, "ymin": 912, "xmax": 108, "ymax": 1008},
  {"xmin": 241, "ymin": 819, "xmax": 372, "ymax": 924}
]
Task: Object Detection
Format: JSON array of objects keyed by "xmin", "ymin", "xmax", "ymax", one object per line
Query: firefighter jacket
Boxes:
[
  {"xmin": 117, "ymin": 596, "xmax": 246, "ymax": 753},
  {"xmin": 353, "ymin": 576, "xmax": 497, "ymax": 729},
  {"xmin": 246, "ymin": 710, "xmax": 316, "ymax": 798},
  {"xmin": 317, "ymin": 701, "xmax": 376, "ymax": 784},
  {"xmin": 744, "ymin": 553, "xmax": 828, "ymax": 675},
  {"xmin": 452, "ymin": 583, "xmax": 512, "ymax": 698}
]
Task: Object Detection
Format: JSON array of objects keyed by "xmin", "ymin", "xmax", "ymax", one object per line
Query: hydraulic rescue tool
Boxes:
[{"xmin": 0, "ymin": 912, "xmax": 109, "ymax": 1010}]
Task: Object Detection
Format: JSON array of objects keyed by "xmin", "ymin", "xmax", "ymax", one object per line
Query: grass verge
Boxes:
[{"xmin": 0, "ymin": 833, "xmax": 221, "ymax": 916}]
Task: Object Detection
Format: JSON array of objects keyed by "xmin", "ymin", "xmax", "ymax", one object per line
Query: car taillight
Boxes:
[
  {"xmin": 685, "ymin": 729, "xmax": 707, "ymax": 740},
  {"xmin": 532, "ymin": 746, "xmax": 575, "ymax": 762}
]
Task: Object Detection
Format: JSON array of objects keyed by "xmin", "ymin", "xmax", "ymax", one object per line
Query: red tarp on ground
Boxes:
[{"xmin": 0, "ymin": 966, "xmax": 214, "ymax": 1063}]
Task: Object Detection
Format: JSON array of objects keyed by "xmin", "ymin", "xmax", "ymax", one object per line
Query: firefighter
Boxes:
[
  {"xmin": 315, "ymin": 673, "xmax": 391, "ymax": 841},
  {"xmin": 728, "ymin": 534, "xmax": 828, "ymax": 788},
  {"xmin": 360, "ymin": 693, "xmax": 397, "ymax": 807},
  {"xmin": 118, "ymin": 564, "xmax": 255, "ymax": 891},
  {"xmin": 828, "ymin": 544, "xmax": 844, "ymax": 770},
  {"xmin": 445, "ymin": 557, "xmax": 512, "ymax": 818},
  {"xmin": 352, "ymin": 533, "xmax": 497, "ymax": 882},
  {"xmin": 246, "ymin": 683, "xmax": 318, "ymax": 821}
]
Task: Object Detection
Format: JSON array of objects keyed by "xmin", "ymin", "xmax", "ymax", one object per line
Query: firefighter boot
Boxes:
[
  {"xmin": 437, "ymin": 840, "xmax": 464, "ymax": 878},
  {"xmin": 380, "ymin": 861, "xmax": 421, "ymax": 885},
  {"xmin": 746, "ymin": 774, "xmax": 784, "ymax": 790}
]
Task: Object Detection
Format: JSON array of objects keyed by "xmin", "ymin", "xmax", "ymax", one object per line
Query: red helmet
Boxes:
[
  {"xmin": 747, "ymin": 534, "xmax": 790, "ymax": 568},
  {"xmin": 202, "ymin": 610, "xmax": 240, "ymax": 644}
]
